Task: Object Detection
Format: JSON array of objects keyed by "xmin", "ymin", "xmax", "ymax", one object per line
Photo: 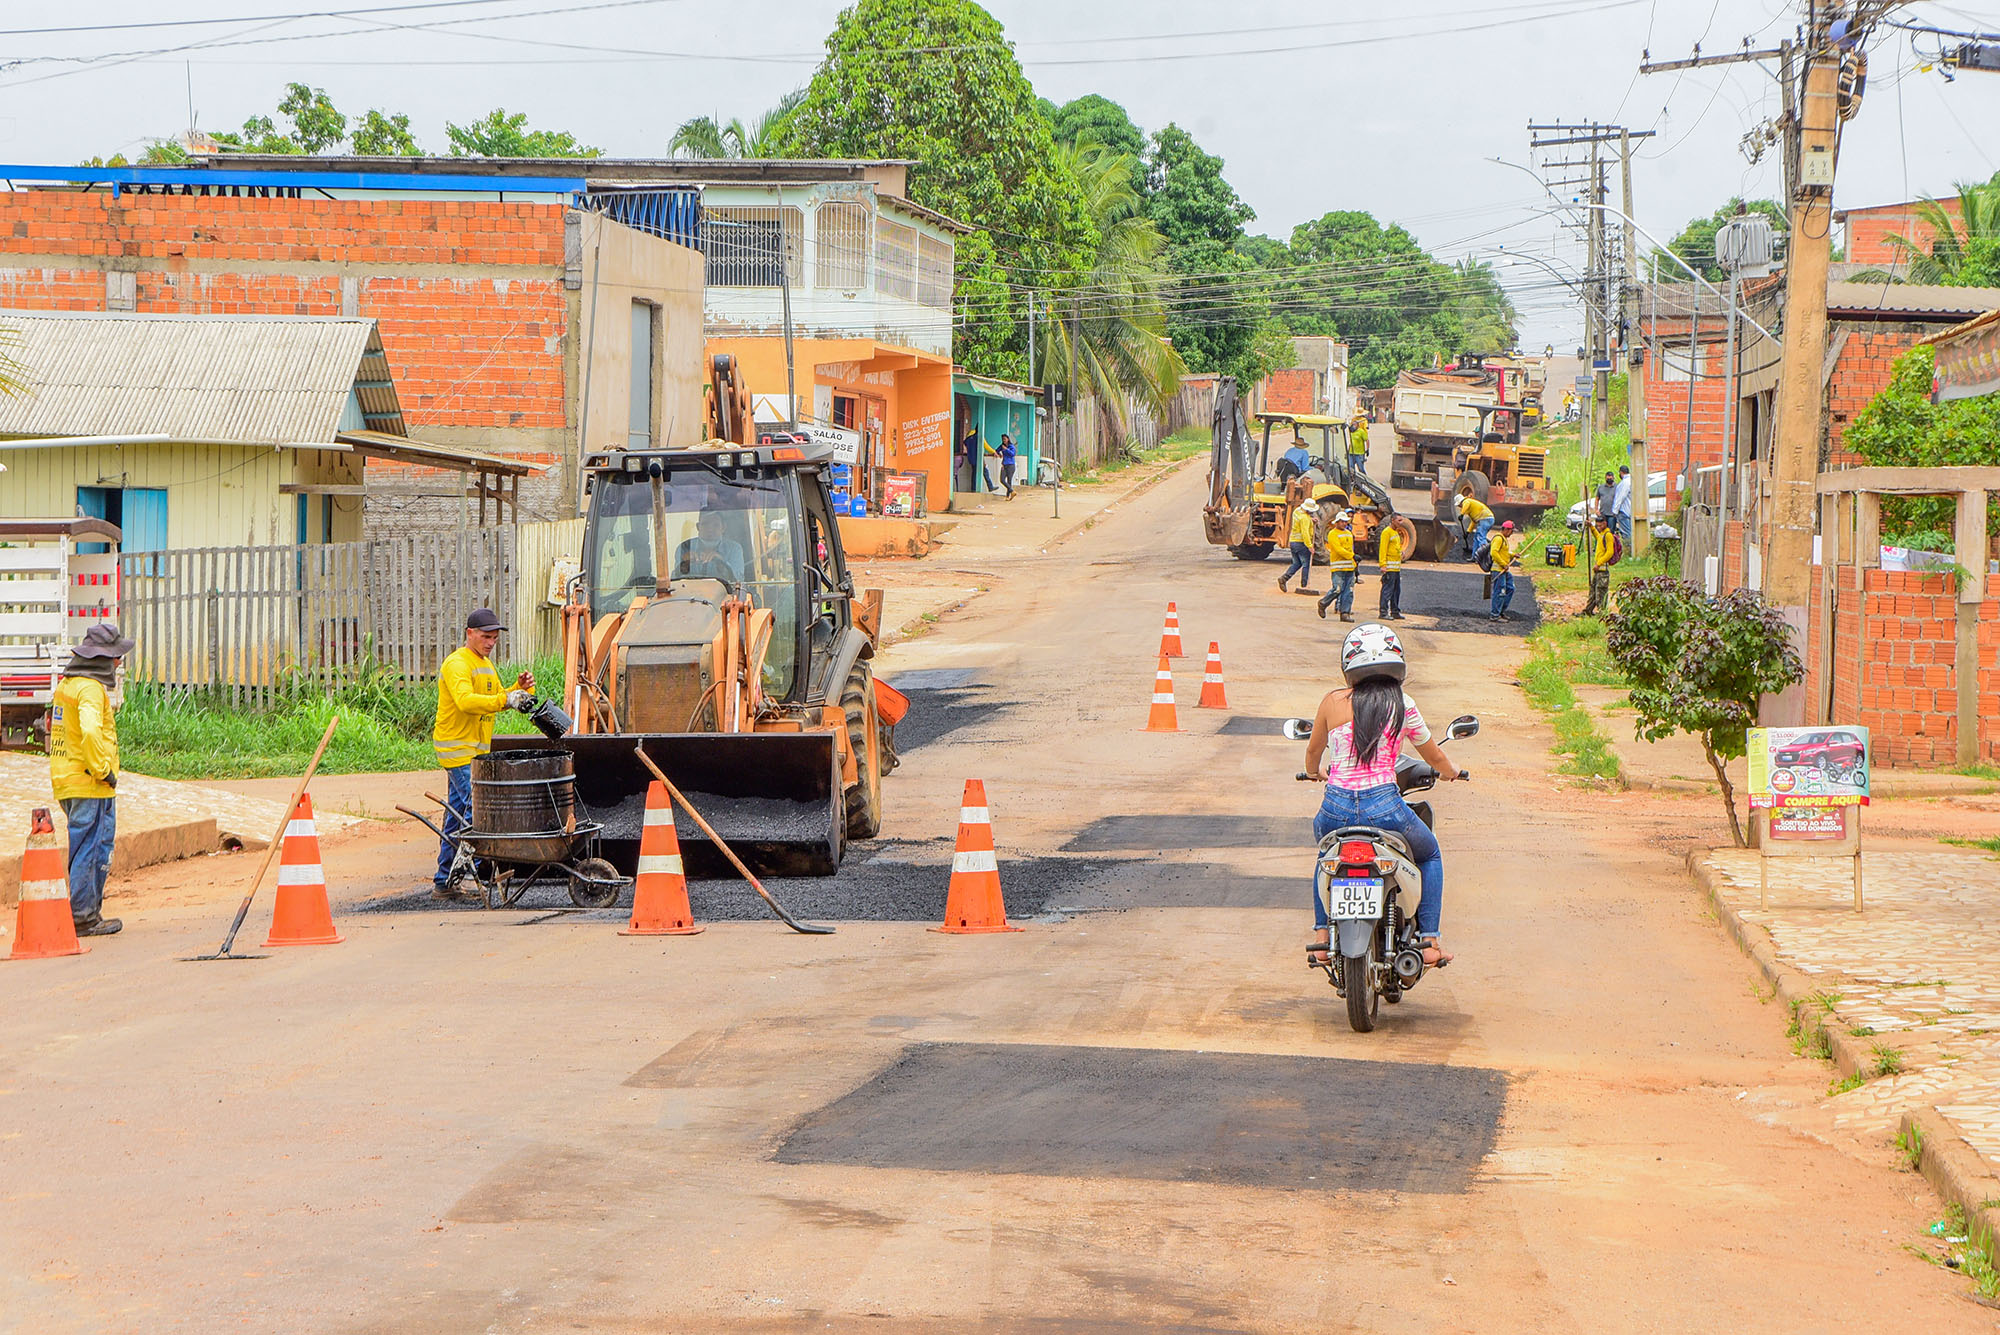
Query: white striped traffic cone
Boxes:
[
  {"xmin": 263, "ymin": 793, "xmax": 343, "ymax": 946},
  {"xmin": 1159, "ymin": 602, "xmax": 1185, "ymax": 658},
  {"xmin": 8, "ymin": 808, "xmax": 86, "ymax": 960},
  {"xmin": 1144, "ymin": 654, "xmax": 1180, "ymax": 733},
  {"xmin": 622, "ymin": 780, "xmax": 702, "ymax": 935},
  {"xmin": 934, "ymin": 779, "xmax": 1019, "ymax": 933},
  {"xmin": 1196, "ymin": 641, "xmax": 1228, "ymax": 709}
]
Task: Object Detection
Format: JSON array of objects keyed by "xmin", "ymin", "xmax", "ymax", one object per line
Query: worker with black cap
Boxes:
[
  {"xmin": 431, "ymin": 608, "xmax": 533, "ymax": 898},
  {"xmin": 49, "ymin": 622, "xmax": 135, "ymax": 936}
]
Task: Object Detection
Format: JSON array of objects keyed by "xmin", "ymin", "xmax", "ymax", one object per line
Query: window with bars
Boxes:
[
  {"xmin": 917, "ymin": 233, "xmax": 953, "ymax": 310},
  {"xmin": 1658, "ymin": 342, "xmax": 1710, "ymax": 382},
  {"xmin": 702, "ymin": 206, "xmax": 802, "ymax": 287},
  {"xmin": 876, "ymin": 218, "xmax": 917, "ymax": 301},
  {"xmin": 814, "ymin": 202, "xmax": 871, "ymax": 291}
]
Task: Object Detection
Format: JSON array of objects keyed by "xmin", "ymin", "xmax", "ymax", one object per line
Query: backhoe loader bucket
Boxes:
[{"xmin": 493, "ymin": 732, "xmax": 842, "ymax": 878}]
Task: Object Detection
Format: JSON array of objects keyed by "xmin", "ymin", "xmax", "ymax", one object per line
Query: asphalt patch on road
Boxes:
[
  {"xmin": 1064, "ymin": 814, "xmax": 1314, "ymax": 852},
  {"xmin": 890, "ymin": 684, "xmax": 1014, "ymax": 755},
  {"xmin": 776, "ymin": 1041, "xmax": 1505, "ymax": 1194},
  {"xmin": 1216, "ymin": 716, "xmax": 1292, "ymax": 737},
  {"xmin": 1393, "ymin": 565, "xmax": 1540, "ymax": 635}
]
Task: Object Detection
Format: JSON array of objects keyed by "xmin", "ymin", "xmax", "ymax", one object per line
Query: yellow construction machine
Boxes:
[{"xmin": 492, "ymin": 354, "xmax": 906, "ymax": 877}]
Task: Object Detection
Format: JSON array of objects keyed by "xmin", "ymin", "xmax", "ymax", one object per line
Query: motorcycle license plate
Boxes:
[{"xmin": 1323, "ymin": 878, "xmax": 1384, "ymax": 920}]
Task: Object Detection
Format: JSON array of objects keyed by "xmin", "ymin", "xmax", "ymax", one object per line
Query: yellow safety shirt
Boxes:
[
  {"xmin": 1459, "ymin": 497, "xmax": 1493, "ymax": 525},
  {"xmin": 433, "ymin": 646, "xmax": 508, "ymax": 769},
  {"xmin": 1378, "ymin": 524, "xmax": 1404, "ymax": 572},
  {"xmin": 49, "ymin": 675, "xmax": 117, "ymax": 801},
  {"xmin": 1591, "ymin": 526, "xmax": 1616, "ymax": 568},
  {"xmin": 1324, "ymin": 528, "xmax": 1357, "ymax": 572},
  {"xmin": 1348, "ymin": 422, "xmax": 1369, "ymax": 456},
  {"xmin": 1486, "ymin": 532, "xmax": 1523, "ymax": 569},
  {"xmin": 1289, "ymin": 507, "xmax": 1317, "ymax": 547}
]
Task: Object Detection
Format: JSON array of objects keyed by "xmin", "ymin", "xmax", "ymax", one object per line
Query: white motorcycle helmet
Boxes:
[{"xmin": 1341, "ymin": 622, "xmax": 1407, "ymax": 686}]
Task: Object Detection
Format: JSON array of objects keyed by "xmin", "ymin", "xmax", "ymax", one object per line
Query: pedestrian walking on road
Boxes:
[
  {"xmin": 999, "ymin": 434, "xmax": 1018, "ymax": 499},
  {"xmin": 1377, "ymin": 520, "xmax": 1406, "ymax": 620},
  {"xmin": 1582, "ymin": 514, "xmax": 1617, "ymax": 616},
  {"xmin": 1317, "ymin": 510, "xmax": 1359, "ymax": 622},
  {"xmin": 431, "ymin": 609, "xmax": 532, "ymax": 899},
  {"xmin": 1486, "ymin": 522, "xmax": 1523, "ymax": 621},
  {"xmin": 1613, "ymin": 465, "xmax": 1634, "ymax": 542},
  {"xmin": 1278, "ymin": 499, "xmax": 1320, "ymax": 595},
  {"xmin": 1346, "ymin": 415, "xmax": 1369, "ymax": 477},
  {"xmin": 48, "ymin": 622, "xmax": 134, "ymax": 937}
]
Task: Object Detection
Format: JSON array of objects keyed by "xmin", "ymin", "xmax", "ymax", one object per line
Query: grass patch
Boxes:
[
  {"xmin": 1789, "ymin": 1006, "xmax": 1834, "ymax": 1063},
  {"xmin": 1898, "ymin": 1120, "xmax": 1925, "ymax": 1170},
  {"xmin": 1946, "ymin": 835, "xmax": 2000, "ymax": 855},
  {"xmin": 1062, "ymin": 426, "xmax": 1208, "ymax": 483},
  {"xmin": 1517, "ymin": 620, "xmax": 1623, "ymax": 783},
  {"xmin": 121, "ymin": 652, "xmax": 560, "ymax": 780},
  {"xmin": 1952, "ymin": 761, "xmax": 2000, "ymax": 781},
  {"xmin": 1850, "ymin": 1024, "xmax": 1878, "ymax": 1037},
  {"xmin": 1829, "ymin": 1070, "xmax": 1868, "ymax": 1096},
  {"xmin": 1872, "ymin": 1043, "xmax": 1907, "ymax": 1077}
]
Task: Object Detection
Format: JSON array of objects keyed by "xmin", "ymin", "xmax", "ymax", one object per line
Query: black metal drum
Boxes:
[{"xmin": 469, "ymin": 749, "xmax": 578, "ymax": 864}]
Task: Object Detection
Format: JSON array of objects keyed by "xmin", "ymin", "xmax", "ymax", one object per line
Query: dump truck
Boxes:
[
  {"xmin": 491, "ymin": 354, "xmax": 905, "ymax": 878},
  {"xmin": 1388, "ymin": 356, "xmax": 1556, "ymax": 544},
  {"xmin": 1, "ymin": 517, "xmax": 122, "ymax": 750}
]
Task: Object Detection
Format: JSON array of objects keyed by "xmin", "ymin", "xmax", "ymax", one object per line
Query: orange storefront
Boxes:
[{"xmin": 707, "ymin": 336, "xmax": 956, "ymax": 514}]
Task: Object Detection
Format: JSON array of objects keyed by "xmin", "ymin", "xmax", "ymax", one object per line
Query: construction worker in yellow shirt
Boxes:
[
  {"xmin": 1582, "ymin": 513, "xmax": 1617, "ymax": 616},
  {"xmin": 1376, "ymin": 521, "xmax": 1406, "ymax": 620},
  {"xmin": 432, "ymin": 608, "xmax": 533, "ymax": 899},
  {"xmin": 1316, "ymin": 510, "xmax": 1360, "ymax": 622},
  {"xmin": 1453, "ymin": 493, "xmax": 1494, "ymax": 560},
  {"xmin": 1278, "ymin": 498, "xmax": 1320, "ymax": 594},
  {"xmin": 1486, "ymin": 521, "xmax": 1525, "ymax": 621},
  {"xmin": 49, "ymin": 622, "xmax": 135, "ymax": 937}
]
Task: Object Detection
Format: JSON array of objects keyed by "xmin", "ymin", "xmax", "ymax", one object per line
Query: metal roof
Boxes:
[
  {"xmin": 0, "ymin": 311, "xmax": 405, "ymax": 443},
  {"xmin": 0, "ymin": 164, "xmax": 586, "ymax": 193},
  {"xmin": 1920, "ymin": 306, "xmax": 2000, "ymax": 347},
  {"xmin": 1825, "ymin": 282, "xmax": 2000, "ymax": 319}
]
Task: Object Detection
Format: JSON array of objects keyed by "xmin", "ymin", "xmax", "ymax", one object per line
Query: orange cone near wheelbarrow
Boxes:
[
  {"xmin": 263, "ymin": 793, "xmax": 343, "ymax": 947},
  {"xmin": 622, "ymin": 780, "xmax": 703, "ymax": 935},
  {"xmin": 935, "ymin": 779, "xmax": 1020, "ymax": 933},
  {"xmin": 9, "ymin": 808, "xmax": 86, "ymax": 960}
]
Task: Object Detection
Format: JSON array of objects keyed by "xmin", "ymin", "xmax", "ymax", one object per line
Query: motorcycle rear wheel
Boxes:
[{"xmin": 1344, "ymin": 944, "xmax": 1379, "ymax": 1032}]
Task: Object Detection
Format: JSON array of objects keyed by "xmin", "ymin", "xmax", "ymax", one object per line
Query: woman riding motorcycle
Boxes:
[{"xmin": 1304, "ymin": 623, "xmax": 1464, "ymax": 968}]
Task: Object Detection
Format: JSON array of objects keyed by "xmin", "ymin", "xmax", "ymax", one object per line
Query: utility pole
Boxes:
[{"xmin": 1621, "ymin": 126, "xmax": 1648, "ymax": 556}]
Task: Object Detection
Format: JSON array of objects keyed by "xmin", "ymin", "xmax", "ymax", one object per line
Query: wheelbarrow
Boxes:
[{"xmin": 397, "ymin": 803, "xmax": 629, "ymax": 909}]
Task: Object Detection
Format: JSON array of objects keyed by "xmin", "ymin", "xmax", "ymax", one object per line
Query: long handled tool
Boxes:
[
  {"xmin": 631, "ymin": 744, "xmax": 833, "ymax": 935},
  {"xmin": 184, "ymin": 716, "xmax": 340, "ymax": 962}
]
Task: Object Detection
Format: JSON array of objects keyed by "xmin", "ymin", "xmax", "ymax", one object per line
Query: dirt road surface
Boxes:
[{"xmin": 2, "ymin": 462, "xmax": 1988, "ymax": 1333}]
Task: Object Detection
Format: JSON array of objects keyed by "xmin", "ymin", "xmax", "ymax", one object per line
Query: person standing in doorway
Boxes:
[
  {"xmin": 1377, "ymin": 520, "xmax": 1406, "ymax": 620},
  {"xmin": 48, "ymin": 623, "xmax": 135, "ymax": 937},
  {"xmin": 999, "ymin": 434, "xmax": 1018, "ymax": 499},
  {"xmin": 1487, "ymin": 521, "xmax": 1524, "ymax": 621},
  {"xmin": 1278, "ymin": 498, "xmax": 1320, "ymax": 595},
  {"xmin": 1317, "ymin": 510, "xmax": 1360, "ymax": 622},
  {"xmin": 431, "ymin": 609, "xmax": 532, "ymax": 900},
  {"xmin": 958, "ymin": 423, "xmax": 980, "ymax": 493}
]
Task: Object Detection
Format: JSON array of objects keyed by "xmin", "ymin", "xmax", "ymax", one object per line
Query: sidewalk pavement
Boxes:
[
  {"xmin": 855, "ymin": 453, "xmax": 1198, "ymax": 646},
  {"xmin": 1693, "ymin": 845, "xmax": 2000, "ymax": 1235},
  {"xmin": 0, "ymin": 752, "xmax": 362, "ymax": 908}
]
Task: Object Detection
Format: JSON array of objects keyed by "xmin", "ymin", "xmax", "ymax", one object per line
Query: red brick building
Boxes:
[
  {"xmin": 0, "ymin": 166, "xmax": 706, "ymax": 529},
  {"xmin": 1837, "ymin": 196, "xmax": 1964, "ymax": 269}
]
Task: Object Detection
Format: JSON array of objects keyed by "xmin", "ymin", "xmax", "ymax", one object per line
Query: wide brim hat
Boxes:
[{"xmin": 70, "ymin": 623, "xmax": 134, "ymax": 660}]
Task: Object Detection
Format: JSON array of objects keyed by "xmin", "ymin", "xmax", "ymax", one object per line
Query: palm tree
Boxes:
[
  {"xmin": 1856, "ymin": 180, "xmax": 2000, "ymax": 286},
  {"xmin": 1044, "ymin": 135, "xmax": 1187, "ymax": 431},
  {"xmin": 669, "ymin": 90, "xmax": 805, "ymax": 159},
  {"xmin": 1451, "ymin": 256, "xmax": 1519, "ymax": 352}
]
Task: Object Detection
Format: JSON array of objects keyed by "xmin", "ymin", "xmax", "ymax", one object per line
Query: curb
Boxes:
[
  {"xmin": 1690, "ymin": 850, "xmax": 2000, "ymax": 1249},
  {"xmin": 1045, "ymin": 454, "xmax": 1196, "ymax": 550}
]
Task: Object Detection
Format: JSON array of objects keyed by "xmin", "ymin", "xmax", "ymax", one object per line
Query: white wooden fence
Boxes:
[{"xmin": 119, "ymin": 521, "xmax": 583, "ymax": 705}]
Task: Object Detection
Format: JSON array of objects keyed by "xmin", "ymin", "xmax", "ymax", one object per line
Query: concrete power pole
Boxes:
[{"xmin": 1622, "ymin": 126, "xmax": 1648, "ymax": 556}]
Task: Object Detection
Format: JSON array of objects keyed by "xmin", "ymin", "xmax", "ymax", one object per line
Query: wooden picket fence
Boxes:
[{"xmin": 118, "ymin": 522, "xmax": 582, "ymax": 707}]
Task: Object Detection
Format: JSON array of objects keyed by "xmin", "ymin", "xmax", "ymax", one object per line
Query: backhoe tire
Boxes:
[
  {"xmin": 1229, "ymin": 542, "xmax": 1275, "ymax": 561},
  {"xmin": 841, "ymin": 661, "xmax": 883, "ymax": 841},
  {"xmin": 1455, "ymin": 471, "xmax": 1491, "ymax": 504}
]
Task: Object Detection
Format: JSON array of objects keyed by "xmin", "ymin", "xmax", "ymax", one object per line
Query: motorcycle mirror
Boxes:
[
  {"xmin": 1447, "ymin": 714, "xmax": 1480, "ymax": 740},
  {"xmin": 1282, "ymin": 718, "xmax": 1313, "ymax": 741}
]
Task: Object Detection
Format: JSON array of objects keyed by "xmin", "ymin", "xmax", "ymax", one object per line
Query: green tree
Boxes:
[
  {"xmin": 1651, "ymin": 198, "xmax": 1787, "ymax": 283},
  {"xmin": 1043, "ymin": 135, "xmax": 1186, "ymax": 427},
  {"xmin": 1142, "ymin": 124, "xmax": 1272, "ymax": 385},
  {"xmin": 670, "ymin": 89, "xmax": 805, "ymax": 159},
  {"xmin": 446, "ymin": 109, "xmax": 600, "ymax": 158},
  {"xmin": 212, "ymin": 82, "xmax": 347, "ymax": 155},
  {"xmin": 780, "ymin": 0, "xmax": 1093, "ymax": 379},
  {"xmin": 1846, "ymin": 344, "xmax": 2000, "ymax": 542},
  {"xmin": 1857, "ymin": 180, "xmax": 2000, "ymax": 287},
  {"xmin": 1451, "ymin": 256, "xmax": 1519, "ymax": 353},
  {"xmin": 1049, "ymin": 94, "xmax": 1147, "ymax": 196},
  {"xmin": 1284, "ymin": 211, "xmax": 1463, "ymax": 387},
  {"xmin": 352, "ymin": 110, "xmax": 422, "ymax": 156},
  {"xmin": 1606, "ymin": 578, "xmax": 1804, "ymax": 846}
]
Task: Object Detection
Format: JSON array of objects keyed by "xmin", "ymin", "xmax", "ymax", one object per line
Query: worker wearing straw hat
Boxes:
[{"xmin": 48, "ymin": 622, "xmax": 136, "ymax": 937}]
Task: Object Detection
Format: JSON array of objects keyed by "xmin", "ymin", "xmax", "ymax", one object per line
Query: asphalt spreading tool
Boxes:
[
  {"xmin": 184, "ymin": 715, "xmax": 339, "ymax": 962},
  {"xmin": 632, "ymin": 743, "xmax": 833, "ymax": 935}
]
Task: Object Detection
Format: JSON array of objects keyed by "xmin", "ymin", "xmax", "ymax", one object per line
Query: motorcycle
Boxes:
[{"xmin": 1283, "ymin": 714, "xmax": 1479, "ymax": 1032}]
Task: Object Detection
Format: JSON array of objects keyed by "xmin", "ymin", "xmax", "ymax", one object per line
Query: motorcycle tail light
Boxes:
[{"xmin": 1338, "ymin": 840, "xmax": 1375, "ymax": 863}]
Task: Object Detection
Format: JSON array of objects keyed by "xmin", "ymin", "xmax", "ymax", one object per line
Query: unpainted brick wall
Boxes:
[
  {"xmin": 1643, "ymin": 346, "xmax": 1730, "ymax": 507},
  {"xmin": 1842, "ymin": 199, "xmax": 1960, "ymax": 268},
  {"xmin": 1823, "ymin": 324, "xmax": 1931, "ymax": 468},
  {"xmin": 1806, "ymin": 568, "xmax": 2000, "ymax": 767},
  {"xmin": 1261, "ymin": 367, "xmax": 1318, "ymax": 416}
]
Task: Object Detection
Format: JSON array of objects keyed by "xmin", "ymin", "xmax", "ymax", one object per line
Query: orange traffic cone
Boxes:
[
  {"xmin": 9, "ymin": 808, "xmax": 86, "ymax": 960},
  {"xmin": 263, "ymin": 793, "xmax": 343, "ymax": 947},
  {"xmin": 621, "ymin": 780, "xmax": 703, "ymax": 936},
  {"xmin": 1159, "ymin": 602, "xmax": 1185, "ymax": 658},
  {"xmin": 1197, "ymin": 641, "xmax": 1229, "ymax": 709},
  {"xmin": 935, "ymin": 779, "xmax": 1019, "ymax": 934},
  {"xmin": 1144, "ymin": 655, "xmax": 1181, "ymax": 733}
]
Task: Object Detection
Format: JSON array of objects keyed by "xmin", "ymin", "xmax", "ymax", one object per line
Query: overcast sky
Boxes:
[{"xmin": 4, "ymin": 0, "xmax": 1999, "ymax": 349}]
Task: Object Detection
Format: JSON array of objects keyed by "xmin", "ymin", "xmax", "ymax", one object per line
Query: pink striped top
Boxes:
[{"xmin": 1325, "ymin": 694, "xmax": 1430, "ymax": 790}]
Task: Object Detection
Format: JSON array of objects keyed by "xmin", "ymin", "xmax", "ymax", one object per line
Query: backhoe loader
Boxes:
[{"xmin": 492, "ymin": 354, "xmax": 906, "ymax": 878}]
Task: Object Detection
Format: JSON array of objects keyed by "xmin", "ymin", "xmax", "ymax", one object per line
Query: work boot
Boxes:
[
  {"xmin": 1316, "ymin": 600, "xmax": 1329, "ymax": 620},
  {"xmin": 1340, "ymin": 612, "xmax": 1355, "ymax": 623},
  {"xmin": 73, "ymin": 914, "xmax": 122, "ymax": 937},
  {"xmin": 1278, "ymin": 573, "xmax": 1291, "ymax": 593}
]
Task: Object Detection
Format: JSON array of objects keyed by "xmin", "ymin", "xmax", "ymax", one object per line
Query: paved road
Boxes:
[{"xmin": 0, "ymin": 463, "xmax": 1985, "ymax": 1332}]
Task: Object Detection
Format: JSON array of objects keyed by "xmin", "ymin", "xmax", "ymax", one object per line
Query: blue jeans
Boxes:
[
  {"xmin": 1490, "ymin": 570, "xmax": 1516, "ymax": 616},
  {"xmin": 1312, "ymin": 783, "xmax": 1443, "ymax": 935},
  {"xmin": 1348, "ymin": 452, "xmax": 1368, "ymax": 476},
  {"xmin": 60, "ymin": 795, "xmax": 115, "ymax": 922},
  {"xmin": 435, "ymin": 764, "xmax": 472, "ymax": 887},
  {"xmin": 1616, "ymin": 512, "xmax": 1632, "ymax": 541},
  {"xmin": 1317, "ymin": 569, "xmax": 1356, "ymax": 615},
  {"xmin": 1470, "ymin": 516, "xmax": 1493, "ymax": 558},
  {"xmin": 1281, "ymin": 542, "xmax": 1313, "ymax": 585}
]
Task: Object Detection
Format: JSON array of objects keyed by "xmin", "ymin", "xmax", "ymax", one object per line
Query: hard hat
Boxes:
[{"xmin": 1341, "ymin": 622, "xmax": 1407, "ymax": 686}]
